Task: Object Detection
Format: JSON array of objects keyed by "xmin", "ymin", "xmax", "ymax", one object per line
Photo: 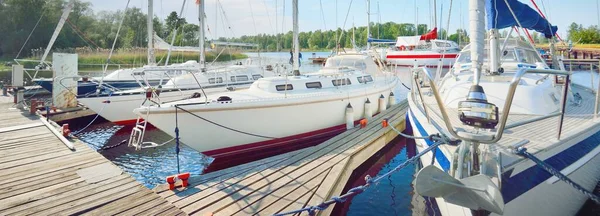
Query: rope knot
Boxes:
[{"xmin": 364, "ymin": 175, "xmax": 374, "ymax": 185}]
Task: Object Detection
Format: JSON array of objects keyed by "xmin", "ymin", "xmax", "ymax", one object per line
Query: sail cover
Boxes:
[
  {"xmin": 368, "ymin": 38, "xmax": 396, "ymax": 44},
  {"xmin": 486, "ymin": 0, "xmax": 557, "ymax": 38}
]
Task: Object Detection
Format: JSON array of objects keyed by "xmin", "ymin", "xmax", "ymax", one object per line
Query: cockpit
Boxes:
[{"xmin": 456, "ymin": 39, "xmax": 544, "ymax": 65}]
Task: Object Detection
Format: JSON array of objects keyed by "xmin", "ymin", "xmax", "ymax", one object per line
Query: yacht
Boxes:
[
  {"xmin": 408, "ymin": 0, "xmax": 600, "ymax": 215},
  {"xmin": 133, "ymin": 53, "xmax": 398, "ymax": 171}
]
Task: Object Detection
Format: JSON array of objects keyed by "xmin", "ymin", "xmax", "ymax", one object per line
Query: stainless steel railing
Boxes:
[{"xmin": 412, "ymin": 67, "xmax": 571, "ymax": 143}]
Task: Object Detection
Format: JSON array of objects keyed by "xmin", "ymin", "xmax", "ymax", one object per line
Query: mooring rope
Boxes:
[
  {"xmin": 72, "ymin": 91, "xmax": 113, "ymax": 135},
  {"xmin": 274, "ymin": 125, "xmax": 459, "ymax": 216},
  {"xmin": 174, "ymin": 105, "xmax": 276, "ymax": 139},
  {"xmin": 514, "ymin": 147, "xmax": 600, "ymax": 204}
]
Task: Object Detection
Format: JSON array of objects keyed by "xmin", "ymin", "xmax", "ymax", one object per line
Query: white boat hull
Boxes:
[
  {"xmin": 135, "ymin": 78, "xmax": 398, "ymax": 168},
  {"xmin": 386, "ymin": 51, "xmax": 457, "ymax": 68},
  {"xmin": 406, "ymin": 94, "xmax": 600, "ymax": 216},
  {"xmin": 78, "ymin": 87, "xmax": 238, "ymax": 125}
]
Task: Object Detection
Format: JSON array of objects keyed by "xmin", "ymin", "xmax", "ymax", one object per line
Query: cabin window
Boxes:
[
  {"xmin": 230, "ymin": 76, "xmax": 236, "ymax": 82},
  {"xmin": 252, "ymin": 74, "xmax": 263, "ymax": 80},
  {"xmin": 236, "ymin": 75, "xmax": 249, "ymax": 82},
  {"xmin": 358, "ymin": 75, "xmax": 374, "ymax": 83},
  {"xmin": 276, "ymin": 84, "xmax": 293, "ymax": 91},
  {"xmin": 435, "ymin": 41, "xmax": 451, "ymax": 47},
  {"xmin": 332, "ymin": 78, "xmax": 352, "ymax": 86},
  {"xmin": 209, "ymin": 77, "xmax": 223, "ymax": 84},
  {"xmin": 306, "ymin": 82, "xmax": 322, "ymax": 89}
]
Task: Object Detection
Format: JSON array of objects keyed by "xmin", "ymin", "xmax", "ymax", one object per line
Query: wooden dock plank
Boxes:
[
  {"xmin": 0, "ymin": 97, "xmax": 184, "ymax": 215},
  {"xmin": 170, "ymin": 106, "xmax": 404, "ymax": 214},
  {"xmin": 235, "ymin": 167, "xmax": 333, "ymax": 216}
]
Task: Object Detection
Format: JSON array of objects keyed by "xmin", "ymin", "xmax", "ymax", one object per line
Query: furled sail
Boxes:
[
  {"xmin": 486, "ymin": 0, "xmax": 557, "ymax": 38},
  {"xmin": 153, "ymin": 33, "xmax": 205, "ymax": 52}
]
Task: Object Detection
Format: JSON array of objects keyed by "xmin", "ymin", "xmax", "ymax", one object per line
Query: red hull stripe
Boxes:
[
  {"xmin": 386, "ymin": 54, "xmax": 458, "ymax": 59},
  {"xmin": 113, "ymin": 119, "xmax": 140, "ymax": 125},
  {"xmin": 203, "ymin": 122, "xmax": 353, "ymax": 157},
  {"xmin": 202, "ymin": 119, "xmax": 366, "ymax": 172},
  {"xmin": 393, "ymin": 64, "xmax": 452, "ymax": 68}
]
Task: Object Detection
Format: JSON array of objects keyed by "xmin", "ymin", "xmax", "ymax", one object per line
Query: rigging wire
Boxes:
[
  {"xmin": 16, "ymin": 7, "xmax": 47, "ymax": 59},
  {"xmin": 263, "ymin": 0, "xmax": 275, "ymax": 35},
  {"xmin": 336, "ymin": 0, "xmax": 355, "ymax": 46},
  {"xmin": 98, "ymin": 0, "xmax": 132, "ymax": 91},
  {"xmin": 319, "ymin": 0, "xmax": 327, "ymax": 30}
]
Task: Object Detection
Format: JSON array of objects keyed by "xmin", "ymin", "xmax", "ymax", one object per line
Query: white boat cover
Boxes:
[{"xmin": 395, "ymin": 36, "xmax": 423, "ymax": 47}]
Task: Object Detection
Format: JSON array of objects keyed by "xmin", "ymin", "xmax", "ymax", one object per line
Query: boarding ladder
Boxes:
[{"xmin": 128, "ymin": 88, "xmax": 165, "ymax": 150}]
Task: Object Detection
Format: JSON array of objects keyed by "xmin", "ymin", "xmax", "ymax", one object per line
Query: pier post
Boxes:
[{"xmin": 52, "ymin": 53, "xmax": 78, "ymax": 109}]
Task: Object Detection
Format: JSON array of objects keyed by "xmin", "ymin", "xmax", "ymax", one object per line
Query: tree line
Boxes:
[
  {"xmin": 0, "ymin": 0, "xmax": 475, "ymax": 58},
  {"xmin": 568, "ymin": 22, "xmax": 600, "ymax": 44},
  {"xmin": 0, "ymin": 0, "xmax": 199, "ymax": 58}
]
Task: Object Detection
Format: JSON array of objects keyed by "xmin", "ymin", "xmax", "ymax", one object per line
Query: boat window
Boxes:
[
  {"xmin": 435, "ymin": 41, "xmax": 451, "ymax": 47},
  {"xmin": 276, "ymin": 84, "xmax": 293, "ymax": 91},
  {"xmin": 358, "ymin": 75, "xmax": 374, "ymax": 83},
  {"xmin": 515, "ymin": 49, "xmax": 542, "ymax": 64},
  {"xmin": 236, "ymin": 75, "xmax": 249, "ymax": 82},
  {"xmin": 325, "ymin": 59, "xmax": 367, "ymax": 70},
  {"xmin": 209, "ymin": 77, "xmax": 223, "ymax": 84},
  {"xmin": 332, "ymin": 78, "xmax": 352, "ymax": 86},
  {"xmin": 306, "ymin": 82, "xmax": 322, "ymax": 89},
  {"xmin": 230, "ymin": 76, "xmax": 236, "ymax": 82},
  {"xmin": 252, "ymin": 74, "xmax": 263, "ymax": 80}
]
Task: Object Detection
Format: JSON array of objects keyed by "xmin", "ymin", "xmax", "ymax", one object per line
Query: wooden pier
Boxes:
[
  {"xmin": 309, "ymin": 57, "xmax": 327, "ymax": 64},
  {"xmin": 153, "ymin": 100, "xmax": 409, "ymax": 216},
  {"xmin": 0, "ymin": 95, "xmax": 183, "ymax": 215}
]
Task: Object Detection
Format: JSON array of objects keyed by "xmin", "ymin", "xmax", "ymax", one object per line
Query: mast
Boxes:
[
  {"xmin": 198, "ymin": 0, "xmax": 206, "ymax": 70},
  {"xmin": 147, "ymin": 0, "xmax": 155, "ymax": 65},
  {"xmin": 433, "ymin": 0, "xmax": 437, "ymax": 30},
  {"xmin": 414, "ymin": 0, "xmax": 418, "ymax": 36},
  {"xmin": 292, "ymin": 0, "xmax": 300, "ymax": 76},
  {"xmin": 366, "ymin": 0, "xmax": 370, "ymax": 50},
  {"xmin": 40, "ymin": 0, "xmax": 75, "ymax": 66},
  {"xmin": 469, "ymin": 0, "xmax": 484, "ymax": 85},
  {"xmin": 276, "ymin": 0, "xmax": 279, "ymax": 52}
]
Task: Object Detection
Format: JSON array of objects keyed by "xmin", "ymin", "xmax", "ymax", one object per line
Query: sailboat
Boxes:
[
  {"xmin": 77, "ymin": 0, "xmax": 272, "ymax": 125},
  {"xmin": 32, "ymin": 0, "xmax": 198, "ymax": 96},
  {"xmin": 131, "ymin": 0, "xmax": 399, "ymax": 171},
  {"xmin": 384, "ymin": 28, "xmax": 460, "ymax": 68},
  {"xmin": 379, "ymin": 0, "xmax": 460, "ymax": 68},
  {"xmin": 408, "ymin": 0, "xmax": 600, "ymax": 215}
]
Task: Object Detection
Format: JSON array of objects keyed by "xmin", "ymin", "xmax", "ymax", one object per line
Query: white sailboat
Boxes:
[
  {"xmin": 77, "ymin": 0, "xmax": 271, "ymax": 125},
  {"xmin": 384, "ymin": 0, "xmax": 460, "ymax": 68},
  {"xmin": 33, "ymin": 0, "xmax": 173, "ymax": 96},
  {"xmin": 408, "ymin": 0, "xmax": 600, "ymax": 215},
  {"xmin": 132, "ymin": 0, "xmax": 399, "ymax": 171}
]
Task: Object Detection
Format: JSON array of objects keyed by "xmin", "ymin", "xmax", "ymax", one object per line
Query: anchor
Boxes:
[
  {"xmin": 413, "ymin": 82, "xmax": 505, "ymax": 214},
  {"xmin": 415, "ymin": 165, "xmax": 504, "ymax": 214}
]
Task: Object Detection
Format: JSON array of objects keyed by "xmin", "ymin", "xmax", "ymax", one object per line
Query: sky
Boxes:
[{"xmin": 88, "ymin": 0, "xmax": 599, "ymax": 40}]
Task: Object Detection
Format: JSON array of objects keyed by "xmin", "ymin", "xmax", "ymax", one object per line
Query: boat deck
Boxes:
[
  {"xmin": 416, "ymin": 82, "xmax": 599, "ymax": 166},
  {"xmin": 0, "ymin": 95, "xmax": 184, "ymax": 215},
  {"xmin": 152, "ymin": 100, "xmax": 410, "ymax": 216}
]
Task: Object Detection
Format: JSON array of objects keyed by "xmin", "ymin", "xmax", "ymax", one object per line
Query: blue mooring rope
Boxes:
[
  {"xmin": 514, "ymin": 147, "xmax": 600, "ymax": 204},
  {"xmin": 175, "ymin": 105, "xmax": 181, "ymax": 174},
  {"xmin": 274, "ymin": 138, "xmax": 449, "ymax": 216}
]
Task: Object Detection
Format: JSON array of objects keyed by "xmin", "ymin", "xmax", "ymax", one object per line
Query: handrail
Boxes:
[{"xmin": 413, "ymin": 67, "xmax": 571, "ymax": 144}]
